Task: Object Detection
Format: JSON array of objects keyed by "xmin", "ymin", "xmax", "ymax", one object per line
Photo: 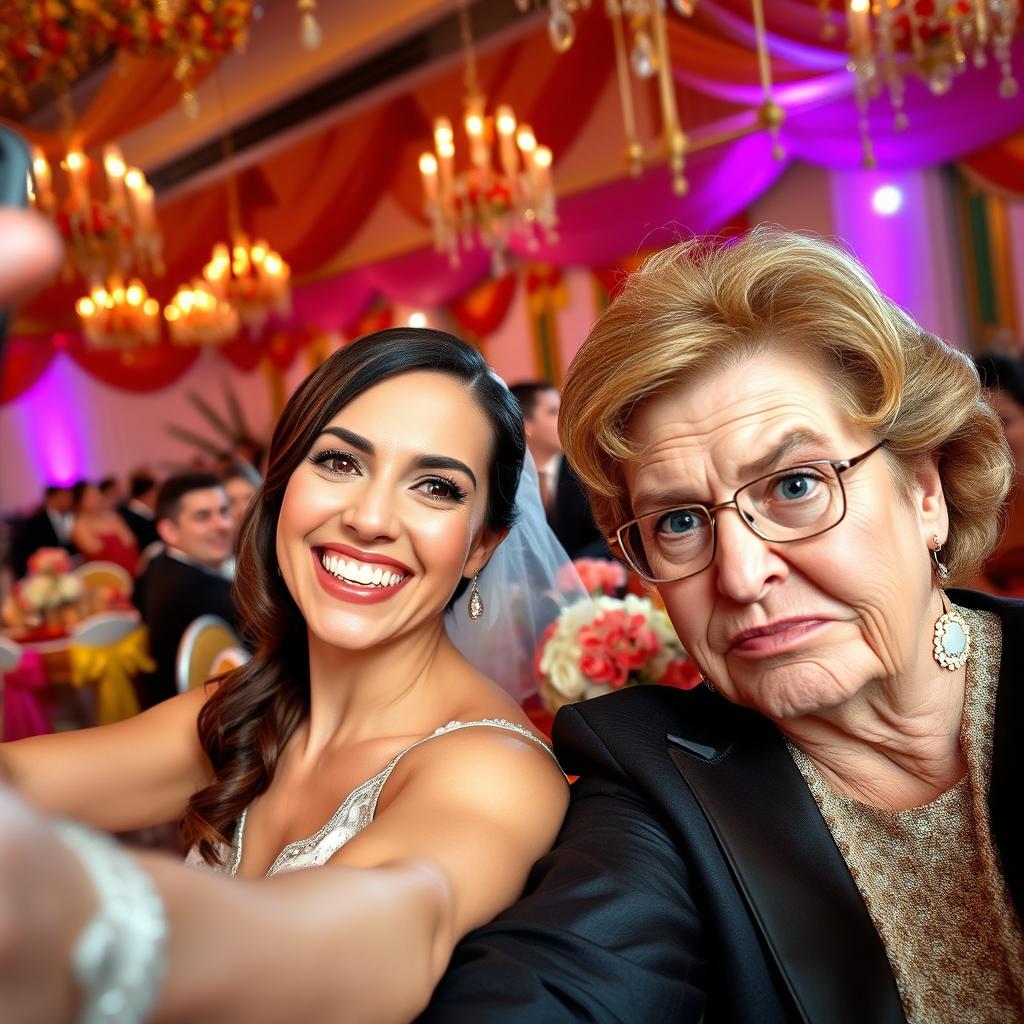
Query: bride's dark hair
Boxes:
[{"xmin": 182, "ymin": 328, "xmax": 526, "ymax": 864}]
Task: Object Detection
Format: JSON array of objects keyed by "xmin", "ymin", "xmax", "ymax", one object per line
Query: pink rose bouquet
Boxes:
[{"xmin": 537, "ymin": 594, "xmax": 700, "ymax": 713}]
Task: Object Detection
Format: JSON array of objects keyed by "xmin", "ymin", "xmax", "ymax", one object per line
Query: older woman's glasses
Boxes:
[{"xmin": 613, "ymin": 442, "xmax": 885, "ymax": 584}]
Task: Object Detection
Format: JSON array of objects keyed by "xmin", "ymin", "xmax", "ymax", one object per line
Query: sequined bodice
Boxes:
[{"xmin": 184, "ymin": 719, "xmax": 554, "ymax": 877}]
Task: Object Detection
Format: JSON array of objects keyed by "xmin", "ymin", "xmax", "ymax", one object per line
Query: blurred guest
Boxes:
[
  {"xmin": 221, "ymin": 466, "xmax": 258, "ymax": 580},
  {"xmin": 223, "ymin": 466, "xmax": 259, "ymax": 531},
  {"xmin": 132, "ymin": 472, "xmax": 238, "ymax": 706},
  {"xmin": 975, "ymin": 353, "xmax": 1024, "ymax": 592},
  {"xmin": 8, "ymin": 485, "xmax": 75, "ymax": 579},
  {"xmin": 510, "ymin": 381, "xmax": 605, "ymax": 558},
  {"xmin": 68, "ymin": 480, "xmax": 138, "ymax": 576},
  {"xmin": 97, "ymin": 475, "xmax": 122, "ymax": 512},
  {"xmin": 118, "ymin": 469, "xmax": 160, "ymax": 551}
]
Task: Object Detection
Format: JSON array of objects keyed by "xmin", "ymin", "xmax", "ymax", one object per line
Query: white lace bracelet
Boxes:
[{"xmin": 53, "ymin": 820, "xmax": 168, "ymax": 1024}]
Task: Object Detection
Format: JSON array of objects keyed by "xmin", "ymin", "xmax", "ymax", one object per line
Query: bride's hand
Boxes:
[{"xmin": 0, "ymin": 785, "xmax": 94, "ymax": 1024}]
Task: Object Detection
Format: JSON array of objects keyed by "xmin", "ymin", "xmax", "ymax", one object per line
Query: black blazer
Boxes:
[
  {"xmin": 8, "ymin": 507, "xmax": 75, "ymax": 579},
  {"xmin": 118, "ymin": 502, "xmax": 160, "ymax": 550},
  {"xmin": 421, "ymin": 589, "xmax": 1023, "ymax": 1023},
  {"xmin": 549, "ymin": 458, "xmax": 609, "ymax": 561},
  {"xmin": 132, "ymin": 553, "xmax": 239, "ymax": 707}
]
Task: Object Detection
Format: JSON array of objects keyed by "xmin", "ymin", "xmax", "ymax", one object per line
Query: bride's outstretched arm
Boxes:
[{"xmin": 0, "ymin": 728, "xmax": 567, "ymax": 1024}]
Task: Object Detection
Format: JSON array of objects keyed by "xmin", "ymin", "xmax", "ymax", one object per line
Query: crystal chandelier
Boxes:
[
  {"xmin": 28, "ymin": 144, "xmax": 163, "ymax": 284},
  {"xmin": 837, "ymin": 0, "xmax": 1018, "ymax": 166},
  {"xmin": 164, "ymin": 280, "xmax": 240, "ymax": 346},
  {"xmin": 419, "ymin": 3, "xmax": 557, "ymax": 275},
  {"xmin": 519, "ymin": 0, "xmax": 782, "ymax": 194},
  {"xmin": 200, "ymin": 234, "xmax": 291, "ymax": 335},
  {"xmin": 74, "ymin": 277, "xmax": 162, "ymax": 350}
]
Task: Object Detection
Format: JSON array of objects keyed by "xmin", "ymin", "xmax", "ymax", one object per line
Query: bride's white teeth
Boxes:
[{"xmin": 319, "ymin": 551, "xmax": 407, "ymax": 587}]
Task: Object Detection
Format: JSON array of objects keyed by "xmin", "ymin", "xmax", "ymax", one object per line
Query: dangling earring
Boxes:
[
  {"xmin": 467, "ymin": 570, "xmax": 484, "ymax": 621},
  {"xmin": 699, "ymin": 672, "xmax": 716, "ymax": 693},
  {"xmin": 930, "ymin": 534, "xmax": 951, "ymax": 584},
  {"xmin": 930, "ymin": 537, "xmax": 969, "ymax": 670}
]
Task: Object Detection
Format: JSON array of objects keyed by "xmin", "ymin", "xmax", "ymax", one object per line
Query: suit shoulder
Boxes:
[{"xmin": 554, "ymin": 685, "xmax": 754, "ymax": 771}]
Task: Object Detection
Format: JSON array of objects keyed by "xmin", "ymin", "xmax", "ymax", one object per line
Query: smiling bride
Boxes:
[{"xmin": 0, "ymin": 329, "xmax": 569, "ymax": 1024}]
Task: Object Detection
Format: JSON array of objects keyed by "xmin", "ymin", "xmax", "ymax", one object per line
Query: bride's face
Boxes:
[{"xmin": 276, "ymin": 370, "xmax": 501, "ymax": 651}]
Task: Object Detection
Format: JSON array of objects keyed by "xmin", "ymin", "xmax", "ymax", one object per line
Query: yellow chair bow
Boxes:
[{"xmin": 69, "ymin": 626, "xmax": 155, "ymax": 726}]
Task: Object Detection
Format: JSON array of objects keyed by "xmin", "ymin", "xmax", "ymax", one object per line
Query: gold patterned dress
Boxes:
[{"xmin": 788, "ymin": 606, "xmax": 1024, "ymax": 1023}]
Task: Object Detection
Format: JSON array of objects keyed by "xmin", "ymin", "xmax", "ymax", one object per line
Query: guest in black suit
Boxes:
[
  {"xmin": 118, "ymin": 470, "xmax": 160, "ymax": 552},
  {"xmin": 133, "ymin": 472, "xmax": 238, "ymax": 706},
  {"xmin": 509, "ymin": 382, "xmax": 606, "ymax": 559},
  {"xmin": 423, "ymin": 230, "xmax": 1024, "ymax": 1022},
  {"xmin": 8, "ymin": 484, "xmax": 75, "ymax": 579}
]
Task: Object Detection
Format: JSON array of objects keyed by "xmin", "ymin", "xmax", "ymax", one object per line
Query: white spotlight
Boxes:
[
  {"xmin": 872, "ymin": 184, "xmax": 903, "ymax": 216},
  {"xmin": 408, "ymin": 311, "xmax": 428, "ymax": 329}
]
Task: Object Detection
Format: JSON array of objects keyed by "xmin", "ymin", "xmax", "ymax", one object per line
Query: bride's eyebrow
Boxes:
[
  {"xmin": 317, "ymin": 427, "xmax": 477, "ymax": 488},
  {"xmin": 412, "ymin": 455, "xmax": 477, "ymax": 489},
  {"xmin": 318, "ymin": 426, "xmax": 372, "ymax": 453}
]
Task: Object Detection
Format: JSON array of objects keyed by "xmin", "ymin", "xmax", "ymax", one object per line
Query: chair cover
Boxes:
[
  {"xmin": 176, "ymin": 615, "xmax": 242, "ymax": 694},
  {"xmin": 1, "ymin": 644, "xmax": 54, "ymax": 742},
  {"xmin": 69, "ymin": 620, "xmax": 154, "ymax": 726}
]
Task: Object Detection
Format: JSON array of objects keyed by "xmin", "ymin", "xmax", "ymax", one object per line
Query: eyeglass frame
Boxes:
[{"xmin": 610, "ymin": 441, "xmax": 887, "ymax": 584}]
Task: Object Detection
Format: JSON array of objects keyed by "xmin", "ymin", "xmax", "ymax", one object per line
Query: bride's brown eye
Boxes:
[
  {"xmin": 309, "ymin": 450, "xmax": 360, "ymax": 475},
  {"xmin": 416, "ymin": 476, "xmax": 467, "ymax": 503}
]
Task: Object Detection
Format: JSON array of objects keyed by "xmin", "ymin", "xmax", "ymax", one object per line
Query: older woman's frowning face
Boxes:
[{"xmin": 622, "ymin": 349, "xmax": 948, "ymax": 721}]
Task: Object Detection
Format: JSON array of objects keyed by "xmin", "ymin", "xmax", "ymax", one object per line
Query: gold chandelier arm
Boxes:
[
  {"xmin": 648, "ymin": 0, "xmax": 687, "ymax": 194},
  {"xmin": 458, "ymin": 1, "xmax": 484, "ymax": 104},
  {"xmin": 606, "ymin": 0, "xmax": 643, "ymax": 176},
  {"xmin": 748, "ymin": 0, "xmax": 785, "ymax": 159}
]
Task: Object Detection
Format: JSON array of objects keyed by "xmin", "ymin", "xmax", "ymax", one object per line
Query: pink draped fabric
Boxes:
[{"xmin": 2, "ymin": 649, "xmax": 54, "ymax": 741}]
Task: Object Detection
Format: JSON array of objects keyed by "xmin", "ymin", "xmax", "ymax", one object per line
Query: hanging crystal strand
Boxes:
[
  {"xmin": 972, "ymin": 0, "xmax": 990, "ymax": 67},
  {"xmin": 607, "ymin": 0, "xmax": 645, "ymax": 176},
  {"xmin": 876, "ymin": 0, "xmax": 906, "ymax": 130},
  {"xmin": 749, "ymin": 0, "xmax": 785, "ymax": 162},
  {"xmin": 648, "ymin": 0, "xmax": 688, "ymax": 194},
  {"xmin": 992, "ymin": 0, "xmax": 1019, "ymax": 99},
  {"xmin": 818, "ymin": 0, "xmax": 838, "ymax": 40},
  {"xmin": 947, "ymin": 10, "xmax": 967, "ymax": 76},
  {"xmin": 298, "ymin": 0, "xmax": 323, "ymax": 50}
]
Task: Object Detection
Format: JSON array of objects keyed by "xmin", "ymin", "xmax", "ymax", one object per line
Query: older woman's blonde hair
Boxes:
[{"xmin": 560, "ymin": 227, "xmax": 1011, "ymax": 584}]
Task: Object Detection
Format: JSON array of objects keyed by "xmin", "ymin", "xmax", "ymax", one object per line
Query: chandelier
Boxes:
[
  {"xmin": 419, "ymin": 3, "xmax": 558, "ymax": 275},
  {"xmin": 200, "ymin": 234, "xmax": 291, "ymax": 335},
  {"xmin": 28, "ymin": 144, "xmax": 163, "ymax": 284},
  {"xmin": 164, "ymin": 280, "xmax": 240, "ymax": 346},
  {"xmin": 837, "ymin": 0, "xmax": 1018, "ymax": 166},
  {"xmin": 74, "ymin": 277, "xmax": 162, "ymax": 349},
  {"xmin": 520, "ymin": 0, "xmax": 782, "ymax": 194}
]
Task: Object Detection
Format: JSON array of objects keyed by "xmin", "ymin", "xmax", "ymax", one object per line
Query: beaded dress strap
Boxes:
[{"xmin": 229, "ymin": 718, "xmax": 556, "ymax": 876}]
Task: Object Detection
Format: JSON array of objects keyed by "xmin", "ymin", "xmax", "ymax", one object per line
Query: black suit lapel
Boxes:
[{"xmin": 667, "ymin": 723, "xmax": 905, "ymax": 1024}]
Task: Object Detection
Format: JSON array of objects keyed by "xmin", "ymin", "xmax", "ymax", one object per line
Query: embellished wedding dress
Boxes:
[{"xmin": 184, "ymin": 719, "xmax": 555, "ymax": 876}]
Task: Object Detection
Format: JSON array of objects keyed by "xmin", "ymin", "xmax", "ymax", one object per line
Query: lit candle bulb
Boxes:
[
  {"xmin": 495, "ymin": 105, "xmax": 519, "ymax": 179},
  {"xmin": 419, "ymin": 151, "xmax": 439, "ymax": 204},
  {"xmin": 103, "ymin": 146, "xmax": 127, "ymax": 213},
  {"xmin": 31, "ymin": 148, "xmax": 53, "ymax": 209},
  {"xmin": 464, "ymin": 102, "xmax": 489, "ymax": 172},
  {"xmin": 434, "ymin": 118, "xmax": 455, "ymax": 205}
]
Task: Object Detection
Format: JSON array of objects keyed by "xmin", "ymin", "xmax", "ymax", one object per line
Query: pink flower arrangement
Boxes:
[
  {"xmin": 537, "ymin": 594, "xmax": 700, "ymax": 712},
  {"xmin": 567, "ymin": 557, "xmax": 628, "ymax": 597},
  {"xmin": 26, "ymin": 547, "xmax": 74, "ymax": 577}
]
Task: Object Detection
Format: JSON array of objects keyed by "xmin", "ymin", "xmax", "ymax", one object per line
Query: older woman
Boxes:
[{"xmin": 423, "ymin": 229, "xmax": 1024, "ymax": 1024}]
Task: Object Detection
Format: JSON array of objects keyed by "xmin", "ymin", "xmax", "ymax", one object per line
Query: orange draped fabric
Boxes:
[
  {"xmin": 962, "ymin": 132, "xmax": 1024, "ymax": 198},
  {"xmin": 3, "ymin": 55, "xmax": 217, "ymax": 155},
  {"xmin": 450, "ymin": 273, "xmax": 518, "ymax": 342}
]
